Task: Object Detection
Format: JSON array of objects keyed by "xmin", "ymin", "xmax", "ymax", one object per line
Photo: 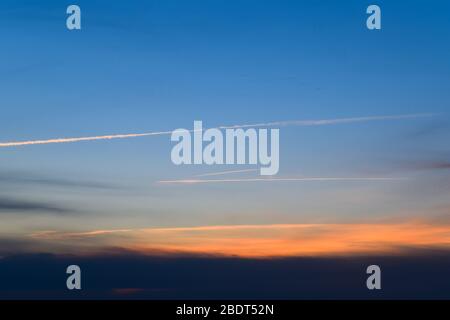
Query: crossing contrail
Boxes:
[{"xmin": 0, "ymin": 113, "xmax": 433, "ymax": 148}]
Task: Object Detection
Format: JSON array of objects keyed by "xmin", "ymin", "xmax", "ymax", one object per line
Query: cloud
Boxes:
[
  {"xmin": 0, "ymin": 170, "xmax": 117, "ymax": 189},
  {"xmin": 0, "ymin": 238, "xmax": 37, "ymax": 256},
  {"xmin": 0, "ymin": 113, "xmax": 433, "ymax": 148},
  {"xmin": 0, "ymin": 197, "xmax": 74, "ymax": 214},
  {"xmin": 408, "ymin": 120, "xmax": 450, "ymax": 139},
  {"xmin": 411, "ymin": 161, "xmax": 450, "ymax": 171},
  {"xmin": 30, "ymin": 229, "xmax": 133, "ymax": 240},
  {"xmin": 383, "ymin": 159, "xmax": 450, "ymax": 173}
]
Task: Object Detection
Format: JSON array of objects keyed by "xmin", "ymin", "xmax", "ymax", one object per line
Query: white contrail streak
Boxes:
[
  {"xmin": 0, "ymin": 130, "xmax": 174, "ymax": 147},
  {"xmin": 0, "ymin": 113, "xmax": 433, "ymax": 148},
  {"xmin": 195, "ymin": 169, "xmax": 258, "ymax": 177},
  {"xmin": 158, "ymin": 177, "xmax": 406, "ymax": 185}
]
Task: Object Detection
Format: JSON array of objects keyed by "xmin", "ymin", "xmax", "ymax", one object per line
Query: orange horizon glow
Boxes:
[{"xmin": 29, "ymin": 221, "xmax": 450, "ymax": 258}]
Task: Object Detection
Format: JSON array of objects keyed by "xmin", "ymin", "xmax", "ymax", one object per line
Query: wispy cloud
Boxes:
[
  {"xmin": 0, "ymin": 197, "xmax": 73, "ymax": 214},
  {"xmin": 409, "ymin": 161, "xmax": 450, "ymax": 171},
  {"xmin": 0, "ymin": 170, "xmax": 117, "ymax": 189},
  {"xmin": 30, "ymin": 229, "xmax": 133, "ymax": 239},
  {"xmin": 0, "ymin": 113, "xmax": 433, "ymax": 148}
]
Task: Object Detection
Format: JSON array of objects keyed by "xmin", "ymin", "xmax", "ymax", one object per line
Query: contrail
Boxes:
[
  {"xmin": 158, "ymin": 177, "xmax": 406, "ymax": 185},
  {"xmin": 195, "ymin": 169, "xmax": 258, "ymax": 177},
  {"xmin": 0, "ymin": 113, "xmax": 433, "ymax": 148},
  {"xmin": 0, "ymin": 130, "xmax": 174, "ymax": 147},
  {"xmin": 217, "ymin": 113, "xmax": 435, "ymax": 129}
]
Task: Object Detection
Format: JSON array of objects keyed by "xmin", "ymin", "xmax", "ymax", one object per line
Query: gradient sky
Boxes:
[{"xmin": 0, "ymin": 0, "xmax": 450, "ymax": 276}]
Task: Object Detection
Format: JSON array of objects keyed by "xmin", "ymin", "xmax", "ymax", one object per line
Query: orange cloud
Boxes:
[{"xmin": 30, "ymin": 222, "xmax": 450, "ymax": 258}]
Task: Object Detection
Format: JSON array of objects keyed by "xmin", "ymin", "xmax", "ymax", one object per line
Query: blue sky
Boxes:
[{"xmin": 0, "ymin": 0, "xmax": 449, "ymax": 256}]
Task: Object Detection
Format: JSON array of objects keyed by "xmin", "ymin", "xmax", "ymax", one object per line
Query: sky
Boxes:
[{"xmin": 0, "ymin": 0, "xmax": 449, "ymax": 299}]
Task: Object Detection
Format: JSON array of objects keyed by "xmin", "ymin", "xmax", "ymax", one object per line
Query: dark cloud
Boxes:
[
  {"xmin": 0, "ymin": 238, "xmax": 37, "ymax": 256},
  {"xmin": 420, "ymin": 161, "xmax": 450, "ymax": 170},
  {"xmin": 1, "ymin": 251, "xmax": 450, "ymax": 299},
  {"xmin": 402, "ymin": 160, "xmax": 450, "ymax": 172},
  {"xmin": 0, "ymin": 197, "xmax": 74, "ymax": 214},
  {"xmin": 0, "ymin": 171, "xmax": 118, "ymax": 189},
  {"xmin": 366, "ymin": 158, "xmax": 450, "ymax": 175},
  {"xmin": 0, "ymin": 170, "xmax": 120, "ymax": 216},
  {"xmin": 408, "ymin": 120, "xmax": 450, "ymax": 139}
]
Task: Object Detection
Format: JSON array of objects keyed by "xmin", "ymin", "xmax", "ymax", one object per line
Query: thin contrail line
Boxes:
[
  {"xmin": 195, "ymin": 169, "xmax": 258, "ymax": 177},
  {"xmin": 0, "ymin": 113, "xmax": 433, "ymax": 148},
  {"xmin": 158, "ymin": 177, "xmax": 406, "ymax": 184},
  {"xmin": 217, "ymin": 113, "xmax": 434, "ymax": 129}
]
